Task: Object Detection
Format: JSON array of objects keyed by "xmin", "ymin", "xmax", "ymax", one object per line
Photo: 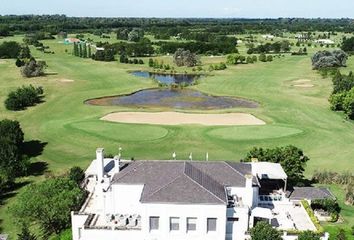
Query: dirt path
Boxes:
[{"xmin": 101, "ymin": 112, "xmax": 266, "ymax": 126}]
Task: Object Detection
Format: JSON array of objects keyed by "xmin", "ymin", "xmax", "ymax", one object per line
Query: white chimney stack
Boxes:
[
  {"xmin": 96, "ymin": 148, "xmax": 105, "ymax": 182},
  {"xmin": 245, "ymin": 174, "xmax": 253, "ymax": 189},
  {"xmin": 114, "ymin": 155, "xmax": 121, "ymax": 174}
]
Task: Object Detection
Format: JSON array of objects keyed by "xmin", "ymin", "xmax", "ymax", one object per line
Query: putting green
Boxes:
[
  {"xmin": 206, "ymin": 125, "xmax": 303, "ymax": 141},
  {"xmin": 67, "ymin": 120, "xmax": 170, "ymax": 142}
]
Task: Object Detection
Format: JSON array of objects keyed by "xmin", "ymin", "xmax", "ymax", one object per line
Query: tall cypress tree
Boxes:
[
  {"xmin": 79, "ymin": 44, "xmax": 83, "ymax": 58},
  {"xmin": 83, "ymin": 43, "xmax": 87, "ymax": 58},
  {"xmin": 88, "ymin": 44, "xmax": 92, "ymax": 58}
]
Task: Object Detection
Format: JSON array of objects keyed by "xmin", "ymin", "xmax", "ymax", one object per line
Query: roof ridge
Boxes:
[
  {"xmin": 143, "ymin": 164, "xmax": 185, "ymax": 199},
  {"xmin": 143, "ymin": 175, "xmax": 183, "ymax": 200},
  {"xmin": 183, "ymin": 162, "xmax": 226, "ymax": 203},
  {"xmin": 224, "ymin": 161, "xmax": 248, "ymax": 178}
]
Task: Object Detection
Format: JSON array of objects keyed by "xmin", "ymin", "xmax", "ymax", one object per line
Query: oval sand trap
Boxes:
[{"xmin": 101, "ymin": 112, "xmax": 265, "ymax": 126}]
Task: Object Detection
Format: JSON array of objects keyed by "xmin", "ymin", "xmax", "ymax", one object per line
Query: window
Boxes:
[
  {"xmin": 227, "ymin": 217, "xmax": 239, "ymax": 222},
  {"xmin": 187, "ymin": 218, "xmax": 197, "ymax": 232},
  {"xmin": 149, "ymin": 216, "xmax": 159, "ymax": 231},
  {"xmin": 207, "ymin": 218, "xmax": 217, "ymax": 232},
  {"xmin": 170, "ymin": 217, "xmax": 180, "ymax": 231}
]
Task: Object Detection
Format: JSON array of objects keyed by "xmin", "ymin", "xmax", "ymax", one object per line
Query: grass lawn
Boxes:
[{"xmin": 0, "ymin": 34, "xmax": 354, "ymax": 237}]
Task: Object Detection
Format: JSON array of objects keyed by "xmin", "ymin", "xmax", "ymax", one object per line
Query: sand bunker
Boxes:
[
  {"xmin": 292, "ymin": 79, "xmax": 314, "ymax": 88},
  {"xmin": 101, "ymin": 112, "xmax": 266, "ymax": 126},
  {"xmin": 58, "ymin": 78, "xmax": 75, "ymax": 83}
]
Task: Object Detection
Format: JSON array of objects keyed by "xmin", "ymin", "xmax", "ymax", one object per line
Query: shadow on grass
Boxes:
[
  {"xmin": 22, "ymin": 140, "xmax": 47, "ymax": 158},
  {"xmin": 22, "ymin": 140, "xmax": 48, "ymax": 176},
  {"xmin": 27, "ymin": 162, "xmax": 48, "ymax": 176},
  {"xmin": 0, "ymin": 181, "xmax": 31, "ymax": 206}
]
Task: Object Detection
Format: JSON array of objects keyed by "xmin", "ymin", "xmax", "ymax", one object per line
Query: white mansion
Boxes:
[{"xmin": 71, "ymin": 148, "xmax": 326, "ymax": 240}]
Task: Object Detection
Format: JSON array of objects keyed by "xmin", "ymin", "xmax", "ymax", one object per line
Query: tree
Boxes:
[
  {"xmin": 250, "ymin": 221, "xmax": 282, "ymax": 240},
  {"xmin": 148, "ymin": 58, "xmax": 154, "ymax": 67},
  {"xmin": 68, "ymin": 166, "xmax": 85, "ymax": 185},
  {"xmin": 173, "ymin": 48, "xmax": 198, "ymax": 67},
  {"xmin": 343, "ymin": 87, "xmax": 354, "ymax": 119},
  {"xmin": 0, "ymin": 41, "xmax": 22, "ymax": 58},
  {"xmin": 0, "ymin": 120, "xmax": 28, "ymax": 192},
  {"xmin": 266, "ymin": 55, "xmax": 273, "ymax": 62},
  {"xmin": 87, "ymin": 44, "xmax": 92, "ymax": 58},
  {"xmin": 21, "ymin": 59, "xmax": 47, "ymax": 78},
  {"xmin": 244, "ymin": 145, "xmax": 309, "ymax": 184},
  {"xmin": 312, "ymin": 50, "xmax": 348, "ymax": 70},
  {"xmin": 17, "ymin": 225, "xmax": 37, "ymax": 240},
  {"xmin": 259, "ymin": 53, "xmax": 267, "ymax": 62},
  {"xmin": 10, "ymin": 177, "xmax": 86, "ymax": 236},
  {"xmin": 18, "ymin": 45, "xmax": 31, "ymax": 59},
  {"xmin": 5, "ymin": 85, "xmax": 44, "ymax": 111},
  {"xmin": 82, "ymin": 43, "xmax": 87, "ymax": 58},
  {"xmin": 341, "ymin": 37, "xmax": 354, "ymax": 53},
  {"xmin": 298, "ymin": 230, "xmax": 321, "ymax": 240}
]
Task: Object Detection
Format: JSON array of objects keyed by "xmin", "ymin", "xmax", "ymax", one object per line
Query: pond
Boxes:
[
  {"xmin": 86, "ymin": 88, "xmax": 259, "ymax": 110},
  {"xmin": 131, "ymin": 71, "xmax": 201, "ymax": 85}
]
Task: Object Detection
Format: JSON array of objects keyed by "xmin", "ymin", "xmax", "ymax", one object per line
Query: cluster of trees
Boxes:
[
  {"xmin": 0, "ymin": 120, "xmax": 29, "ymax": 194},
  {"xmin": 10, "ymin": 170, "xmax": 86, "ymax": 237},
  {"xmin": 247, "ymin": 41, "xmax": 291, "ymax": 54},
  {"xmin": 5, "ymin": 85, "xmax": 44, "ymax": 111},
  {"xmin": 341, "ymin": 37, "xmax": 354, "ymax": 54},
  {"xmin": 116, "ymin": 28, "xmax": 144, "ymax": 42},
  {"xmin": 101, "ymin": 39, "xmax": 154, "ymax": 57},
  {"xmin": 173, "ymin": 48, "xmax": 199, "ymax": 67},
  {"xmin": 208, "ymin": 62, "xmax": 227, "ymax": 71},
  {"xmin": 20, "ymin": 58, "xmax": 47, "ymax": 78},
  {"xmin": 311, "ymin": 50, "xmax": 348, "ymax": 70},
  {"xmin": 227, "ymin": 54, "xmax": 259, "ymax": 64},
  {"xmin": 148, "ymin": 59, "xmax": 173, "ymax": 71},
  {"xmin": 243, "ymin": 145, "xmax": 309, "ymax": 185},
  {"xmin": 73, "ymin": 42, "xmax": 92, "ymax": 58},
  {"xmin": 157, "ymin": 40, "xmax": 237, "ymax": 55},
  {"xmin": 291, "ymin": 47, "xmax": 308, "ymax": 56},
  {"xmin": 313, "ymin": 170, "xmax": 354, "ymax": 206},
  {"xmin": 119, "ymin": 54, "xmax": 144, "ymax": 65},
  {"xmin": 92, "ymin": 49, "xmax": 115, "ymax": 61},
  {"xmin": 2, "ymin": 16, "xmax": 354, "ymax": 35},
  {"xmin": 328, "ymin": 71, "xmax": 354, "ymax": 119}
]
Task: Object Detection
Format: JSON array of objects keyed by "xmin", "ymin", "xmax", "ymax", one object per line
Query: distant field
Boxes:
[{"xmin": 0, "ymin": 33, "xmax": 354, "ymax": 236}]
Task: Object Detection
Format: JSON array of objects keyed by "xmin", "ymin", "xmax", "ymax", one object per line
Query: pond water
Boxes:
[
  {"xmin": 131, "ymin": 71, "xmax": 201, "ymax": 85},
  {"xmin": 86, "ymin": 88, "xmax": 259, "ymax": 110}
]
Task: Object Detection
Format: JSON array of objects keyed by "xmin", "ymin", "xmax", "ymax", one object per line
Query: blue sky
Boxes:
[{"xmin": 1, "ymin": 0, "xmax": 353, "ymax": 18}]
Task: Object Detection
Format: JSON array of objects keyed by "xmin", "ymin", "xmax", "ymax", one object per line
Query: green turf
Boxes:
[
  {"xmin": 206, "ymin": 125, "xmax": 303, "ymax": 141},
  {"xmin": 0, "ymin": 34, "xmax": 354, "ymax": 236}
]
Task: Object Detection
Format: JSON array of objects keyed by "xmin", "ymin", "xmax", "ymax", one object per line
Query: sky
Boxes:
[{"xmin": 1, "ymin": 0, "xmax": 353, "ymax": 18}]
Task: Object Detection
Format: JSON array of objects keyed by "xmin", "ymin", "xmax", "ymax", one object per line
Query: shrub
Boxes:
[
  {"xmin": 68, "ymin": 166, "xmax": 85, "ymax": 185},
  {"xmin": 0, "ymin": 41, "xmax": 21, "ymax": 58},
  {"xmin": 5, "ymin": 85, "xmax": 44, "ymax": 111},
  {"xmin": 312, "ymin": 50, "xmax": 348, "ymax": 70},
  {"xmin": 21, "ymin": 58, "xmax": 47, "ymax": 78},
  {"xmin": 298, "ymin": 230, "xmax": 321, "ymax": 240},
  {"xmin": 266, "ymin": 55, "xmax": 273, "ymax": 62},
  {"xmin": 250, "ymin": 221, "xmax": 282, "ymax": 240},
  {"xmin": 259, "ymin": 53, "xmax": 267, "ymax": 62},
  {"xmin": 329, "ymin": 92, "xmax": 346, "ymax": 111}
]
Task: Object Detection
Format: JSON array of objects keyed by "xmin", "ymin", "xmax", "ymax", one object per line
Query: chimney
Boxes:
[
  {"xmin": 114, "ymin": 155, "xmax": 121, "ymax": 174},
  {"xmin": 96, "ymin": 148, "xmax": 105, "ymax": 182},
  {"xmin": 245, "ymin": 174, "xmax": 253, "ymax": 189}
]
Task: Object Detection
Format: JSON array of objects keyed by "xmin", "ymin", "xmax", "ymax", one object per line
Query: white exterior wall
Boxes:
[
  {"xmin": 226, "ymin": 207, "xmax": 250, "ymax": 240},
  {"xmin": 229, "ymin": 187, "xmax": 254, "ymax": 208},
  {"xmin": 141, "ymin": 203, "xmax": 227, "ymax": 240},
  {"xmin": 105, "ymin": 184, "xmax": 144, "ymax": 214}
]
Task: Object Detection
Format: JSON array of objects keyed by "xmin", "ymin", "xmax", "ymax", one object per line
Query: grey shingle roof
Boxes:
[
  {"xmin": 112, "ymin": 160, "xmax": 250, "ymax": 204},
  {"xmin": 289, "ymin": 187, "xmax": 336, "ymax": 200}
]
